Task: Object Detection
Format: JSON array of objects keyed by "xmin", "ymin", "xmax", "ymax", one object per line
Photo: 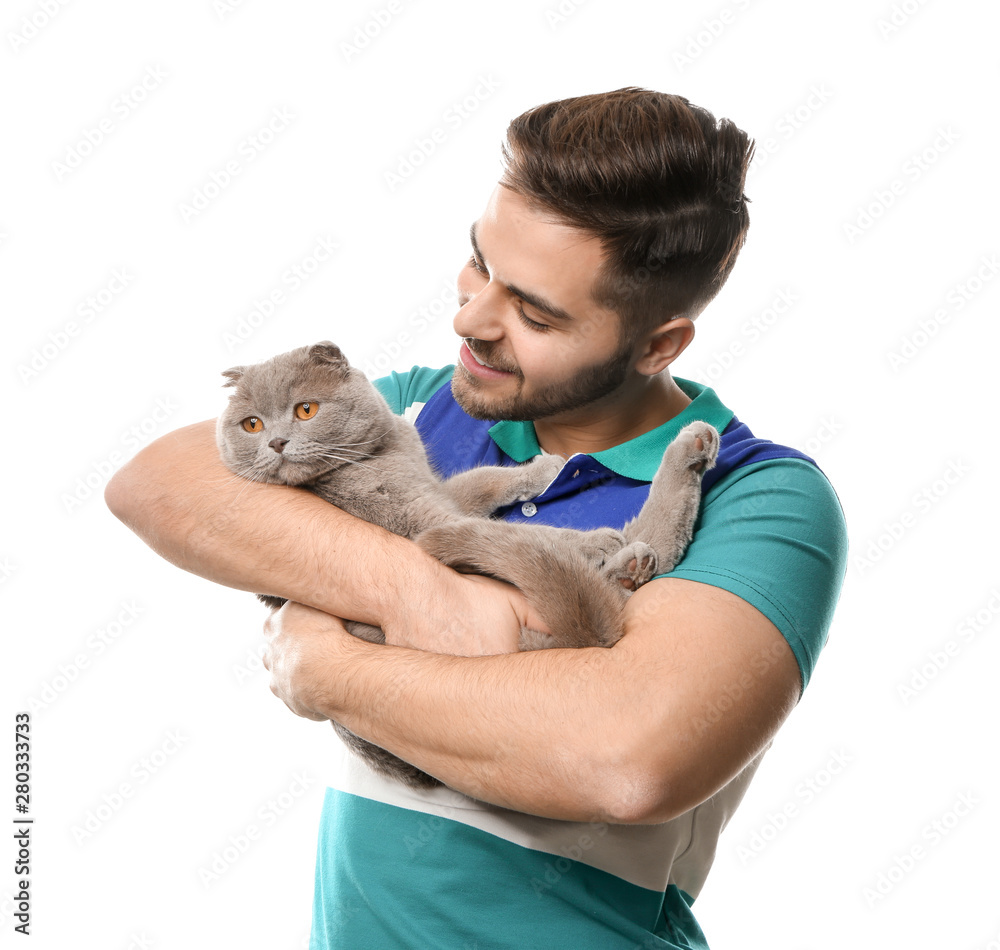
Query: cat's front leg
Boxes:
[
  {"xmin": 415, "ymin": 518, "xmax": 627, "ymax": 649},
  {"xmin": 442, "ymin": 453, "xmax": 564, "ymax": 517}
]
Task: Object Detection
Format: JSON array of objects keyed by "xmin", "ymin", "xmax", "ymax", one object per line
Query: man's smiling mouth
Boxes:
[
  {"xmin": 460, "ymin": 340, "xmax": 518, "ymax": 377},
  {"xmin": 469, "ymin": 347, "xmax": 495, "ymax": 369}
]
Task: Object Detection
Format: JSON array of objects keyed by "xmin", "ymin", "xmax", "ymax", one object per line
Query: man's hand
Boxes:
[
  {"xmin": 263, "ymin": 602, "xmax": 347, "ymax": 722},
  {"xmin": 262, "ymin": 574, "xmax": 550, "ymax": 722},
  {"xmin": 381, "ymin": 572, "xmax": 550, "ymax": 656}
]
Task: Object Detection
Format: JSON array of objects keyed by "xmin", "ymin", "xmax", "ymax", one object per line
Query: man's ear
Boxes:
[{"xmin": 634, "ymin": 318, "xmax": 695, "ymax": 376}]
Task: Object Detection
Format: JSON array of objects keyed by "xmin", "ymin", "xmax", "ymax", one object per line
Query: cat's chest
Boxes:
[{"xmin": 311, "ymin": 471, "xmax": 447, "ymax": 538}]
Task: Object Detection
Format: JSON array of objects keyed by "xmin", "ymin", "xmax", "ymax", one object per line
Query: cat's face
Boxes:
[{"xmin": 217, "ymin": 342, "xmax": 377, "ymax": 486}]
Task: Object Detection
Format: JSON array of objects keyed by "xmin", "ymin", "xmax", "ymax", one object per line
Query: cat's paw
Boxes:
[
  {"xmin": 602, "ymin": 541, "xmax": 658, "ymax": 591},
  {"xmin": 414, "ymin": 523, "xmax": 464, "ymax": 562},
  {"xmin": 515, "ymin": 453, "xmax": 564, "ymax": 500},
  {"xmin": 674, "ymin": 421, "xmax": 719, "ymax": 474},
  {"xmin": 576, "ymin": 527, "xmax": 627, "ymax": 567}
]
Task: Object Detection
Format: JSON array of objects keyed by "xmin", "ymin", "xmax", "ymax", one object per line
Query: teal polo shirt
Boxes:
[
  {"xmin": 309, "ymin": 366, "xmax": 848, "ymax": 950},
  {"xmin": 375, "ymin": 366, "xmax": 846, "ymax": 688}
]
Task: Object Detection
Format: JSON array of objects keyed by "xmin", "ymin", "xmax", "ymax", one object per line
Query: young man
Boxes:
[{"xmin": 106, "ymin": 89, "xmax": 847, "ymax": 948}]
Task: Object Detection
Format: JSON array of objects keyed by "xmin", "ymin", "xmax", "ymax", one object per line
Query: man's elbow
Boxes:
[
  {"xmin": 596, "ymin": 771, "xmax": 677, "ymax": 825},
  {"xmin": 105, "ymin": 420, "xmax": 217, "ymax": 531},
  {"xmin": 104, "ymin": 453, "xmax": 180, "ymax": 545},
  {"xmin": 105, "ymin": 457, "xmax": 149, "ymax": 528},
  {"xmin": 596, "ymin": 738, "xmax": 759, "ymax": 825},
  {"xmin": 104, "ymin": 421, "xmax": 217, "ymax": 539},
  {"xmin": 590, "ymin": 745, "xmax": 684, "ymax": 826}
]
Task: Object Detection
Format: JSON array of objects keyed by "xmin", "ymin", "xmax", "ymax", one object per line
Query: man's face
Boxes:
[{"xmin": 451, "ymin": 186, "xmax": 634, "ymax": 423}]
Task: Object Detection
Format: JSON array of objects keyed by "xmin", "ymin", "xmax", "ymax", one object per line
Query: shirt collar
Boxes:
[{"xmin": 487, "ymin": 378, "xmax": 733, "ymax": 482}]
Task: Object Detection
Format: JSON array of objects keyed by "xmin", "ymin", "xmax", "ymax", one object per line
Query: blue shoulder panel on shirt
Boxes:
[
  {"xmin": 414, "ymin": 382, "xmax": 818, "ymax": 515},
  {"xmin": 703, "ymin": 416, "xmax": 816, "ymax": 494}
]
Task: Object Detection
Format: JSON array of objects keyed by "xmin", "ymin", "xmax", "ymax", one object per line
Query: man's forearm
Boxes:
[
  {"xmin": 270, "ymin": 579, "xmax": 800, "ymax": 825},
  {"xmin": 281, "ymin": 607, "xmax": 630, "ymax": 821},
  {"xmin": 104, "ymin": 419, "xmax": 454, "ymax": 626}
]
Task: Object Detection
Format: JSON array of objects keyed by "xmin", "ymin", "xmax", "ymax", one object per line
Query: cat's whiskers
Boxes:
[
  {"xmin": 230, "ymin": 462, "xmax": 264, "ymax": 478},
  {"xmin": 313, "ymin": 452, "xmax": 381, "ymax": 473},
  {"xmin": 226, "ymin": 464, "xmax": 274, "ymax": 506},
  {"xmin": 298, "ymin": 441, "xmax": 378, "ymax": 463},
  {"xmin": 309, "ymin": 437, "xmax": 384, "ymax": 454},
  {"xmin": 330, "ymin": 429, "xmax": 393, "ymax": 449},
  {"xmin": 320, "ymin": 445, "xmax": 371, "ymax": 458}
]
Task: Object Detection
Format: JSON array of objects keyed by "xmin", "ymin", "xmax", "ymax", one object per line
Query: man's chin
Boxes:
[
  {"xmin": 451, "ymin": 372, "xmax": 530, "ymax": 422},
  {"xmin": 452, "ymin": 384, "xmax": 506, "ymax": 421}
]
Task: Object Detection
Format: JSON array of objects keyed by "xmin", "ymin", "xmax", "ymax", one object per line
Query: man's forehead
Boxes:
[
  {"xmin": 472, "ymin": 187, "xmax": 606, "ymax": 275},
  {"xmin": 468, "ymin": 188, "xmax": 621, "ymax": 335},
  {"xmin": 478, "ymin": 184, "xmax": 576, "ymax": 235}
]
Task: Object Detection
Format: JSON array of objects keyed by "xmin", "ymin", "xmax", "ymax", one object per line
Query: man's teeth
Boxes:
[{"xmin": 471, "ymin": 349, "xmax": 493, "ymax": 368}]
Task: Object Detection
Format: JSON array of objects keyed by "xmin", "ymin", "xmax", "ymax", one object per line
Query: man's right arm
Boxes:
[{"xmin": 103, "ymin": 419, "xmax": 471, "ymax": 634}]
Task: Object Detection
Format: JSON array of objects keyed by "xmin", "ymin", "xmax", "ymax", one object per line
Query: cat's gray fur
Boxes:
[{"xmin": 217, "ymin": 342, "xmax": 718, "ymax": 788}]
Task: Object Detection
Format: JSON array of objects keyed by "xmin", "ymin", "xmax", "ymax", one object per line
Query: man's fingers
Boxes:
[
  {"xmin": 261, "ymin": 628, "xmax": 272, "ymax": 670},
  {"xmin": 261, "ymin": 603, "xmax": 285, "ymax": 670},
  {"xmin": 257, "ymin": 601, "xmax": 342, "ymax": 721}
]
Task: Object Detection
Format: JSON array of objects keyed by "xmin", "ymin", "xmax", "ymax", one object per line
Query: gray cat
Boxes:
[{"xmin": 217, "ymin": 341, "xmax": 718, "ymax": 788}]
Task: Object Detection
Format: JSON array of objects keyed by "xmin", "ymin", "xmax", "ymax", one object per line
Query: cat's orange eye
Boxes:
[
  {"xmin": 242, "ymin": 417, "xmax": 264, "ymax": 433},
  {"xmin": 295, "ymin": 402, "xmax": 319, "ymax": 420}
]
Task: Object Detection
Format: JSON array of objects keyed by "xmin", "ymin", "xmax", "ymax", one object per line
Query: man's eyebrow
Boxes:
[{"xmin": 469, "ymin": 222, "xmax": 576, "ymax": 323}]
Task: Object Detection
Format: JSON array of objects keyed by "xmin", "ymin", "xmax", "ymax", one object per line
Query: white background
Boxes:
[{"xmin": 3, "ymin": 0, "xmax": 999, "ymax": 947}]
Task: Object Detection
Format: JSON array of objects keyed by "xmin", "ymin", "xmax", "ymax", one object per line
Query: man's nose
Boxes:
[{"xmin": 453, "ymin": 279, "xmax": 506, "ymax": 342}]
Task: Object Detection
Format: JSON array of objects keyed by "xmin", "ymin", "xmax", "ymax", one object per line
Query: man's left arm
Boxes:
[{"xmin": 263, "ymin": 575, "xmax": 801, "ymax": 824}]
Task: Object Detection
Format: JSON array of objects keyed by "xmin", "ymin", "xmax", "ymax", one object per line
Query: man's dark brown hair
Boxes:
[{"xmin": 500, "ymin": 87, "xmax": 754, "ymax": 336}]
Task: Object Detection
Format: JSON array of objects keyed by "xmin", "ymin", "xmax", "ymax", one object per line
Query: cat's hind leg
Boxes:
[
  {"xmin": 415, "ymin": 518, "xmax": 627, "ymax": 649},
  {"xmin": 522, "ymin": 524, "xmax": 627, "ymax": 569},
  {"xmin": 601, "ymin": 541, "xmax": 658, "ymax": 591}
]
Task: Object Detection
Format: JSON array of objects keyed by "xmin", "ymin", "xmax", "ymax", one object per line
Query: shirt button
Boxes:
[{"xmin": 521, "ymin": 502, "xmax": 537, "ymax": 517}]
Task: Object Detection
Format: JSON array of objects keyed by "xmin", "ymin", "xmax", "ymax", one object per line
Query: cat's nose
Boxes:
[{"xmin": 268, "ymin": 438, "xmax": 288, "ymax": 454}]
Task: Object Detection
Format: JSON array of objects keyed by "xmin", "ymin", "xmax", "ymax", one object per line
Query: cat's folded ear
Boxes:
[
  {"xmin": 221, "ymin": 367, "xmax": 245, "ymax": 387},
  {"xmin": 308, "ymin": 341, "xmax": 349, "ymax": 372}
]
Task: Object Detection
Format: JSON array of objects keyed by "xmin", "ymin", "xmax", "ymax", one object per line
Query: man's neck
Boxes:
[{"xmin": 533, "ymin": 373, "xmax": 692, "ymax": 458}]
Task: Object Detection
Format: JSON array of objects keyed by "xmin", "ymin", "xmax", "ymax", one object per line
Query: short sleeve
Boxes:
[
  {"xmin": 657, "ymin": 458, "xmax": 848, "ymax": 691},
  {"xmin": 373, "ymin": 366, "xmax": 454, "ymax": 417}
]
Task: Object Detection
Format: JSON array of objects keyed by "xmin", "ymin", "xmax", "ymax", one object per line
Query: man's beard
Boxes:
[{"xmin": 451, "ymin": 337, "xmax": 634, "ymax": 422}]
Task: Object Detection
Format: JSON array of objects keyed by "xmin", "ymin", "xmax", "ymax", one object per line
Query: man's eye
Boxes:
[
  {"xmin": 517, "ymin": 305, "xmax": 551, "ymax": 333},
  {"xmin": 467, "ymin": 254, "xmax": 487, "ymax": 276}
]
